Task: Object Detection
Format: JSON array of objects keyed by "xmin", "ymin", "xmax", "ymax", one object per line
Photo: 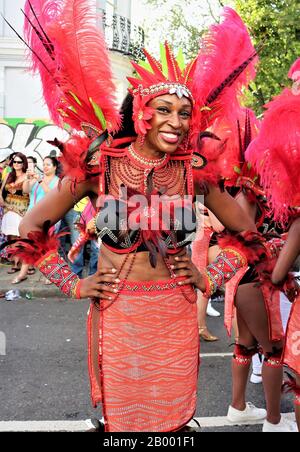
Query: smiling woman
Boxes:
[
  {"xmin": 7, "ymin": 2, "xmax": 267, "ymax": 433},
  {"xmin": 145, "ymin": 95, "xmax": 192, "ymax": 152}
]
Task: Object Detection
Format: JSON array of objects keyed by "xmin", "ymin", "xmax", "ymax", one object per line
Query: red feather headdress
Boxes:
[
  {"xmin": 128, "ymin": 42, "xmax": 197, "ymax": 136},
  {"xmin": 246, "ymin": 58, "xmax": 300, "ymax": 225},
  {"xmin": 127, "ymin": 8, "xmax": 259, "ymax": 186}
]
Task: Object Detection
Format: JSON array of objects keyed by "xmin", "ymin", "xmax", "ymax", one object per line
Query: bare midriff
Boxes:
[{"xmin": 98, "ymin": 244, "xmax": 187, "ymax": 281}]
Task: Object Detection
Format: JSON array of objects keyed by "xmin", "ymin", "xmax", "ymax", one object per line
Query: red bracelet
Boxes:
[
  {"xmin": 201, "ymin": 247, "xmax": 247, "ymax": 298},
  {"xmin": 37, "ymin": 251, "xmax": 81, "ymax": 299}
]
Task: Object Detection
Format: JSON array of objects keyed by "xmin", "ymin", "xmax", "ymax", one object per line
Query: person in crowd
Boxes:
[
  {"xmin": 59, "ymin": 198, "xmax": 89, "ymax": 278},
  {"xmin": 68, "ymin": 200, "xmax": 99, "ymax": 277},
  {"xmin": 193, "ymin": 204, "xmax": 222, "ymax": 342},
  {"xmin": 0, "ymin": 152, "xmax": 29, "ymax": 283},
  {"xmin": 23, "ymin": 155, "xmax": 60, "ymax": 281}
]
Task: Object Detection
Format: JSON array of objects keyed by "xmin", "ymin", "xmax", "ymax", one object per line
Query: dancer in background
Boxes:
[
  {"xmin": 247, "ymin": 57, "xmax": 300, "ymax": 432},
  {"xmin": 193, "ymin": 204, "xmax": 222, "ymax": 342}
]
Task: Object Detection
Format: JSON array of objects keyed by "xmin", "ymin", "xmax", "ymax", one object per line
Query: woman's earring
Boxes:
[
  {"xmin": 182, "ymin": 132, "xmax": 190, "ymax": 152},
  {"xmin": 138, "ymin": 134, "xmax": 146, "ymax": 150}
]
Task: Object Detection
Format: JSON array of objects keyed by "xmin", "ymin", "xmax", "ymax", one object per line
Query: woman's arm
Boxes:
[
  {"xmin": 22, "ymin": 176, "xmax": 38, "ymax": 194},
  {"xmin": 19, "ymin": 176, "xmax": 98, "ymax": 237},
  {"xmin": 204, "ymin": 184, "xmax": 256, "ymax": 232},
  {"xmin": 18, "ymin": 176, "xmax": 119, "ymax": 299},
  {"xmin": 272, "ymin": 217, "xmax": 300, "ymax": 284}
]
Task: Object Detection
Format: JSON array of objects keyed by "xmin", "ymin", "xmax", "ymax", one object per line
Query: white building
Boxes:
[
  {"xmin": 0, "ymin": 0, "xmax": 144, "ymax": 162},
  {"xmin": 0, "ymin": 0, "xmax": 143, "ymax": 118}
]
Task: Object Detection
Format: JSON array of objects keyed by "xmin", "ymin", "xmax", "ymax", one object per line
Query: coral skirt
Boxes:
[{"xmin": 87, "ymin": 279, "xmax": 199, "ymax": 432}]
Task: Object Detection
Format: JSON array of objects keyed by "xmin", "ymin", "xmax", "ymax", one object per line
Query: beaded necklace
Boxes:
[
  {"xmin": 127, "ymin": 144, "xmax": 168, "ymax": 168},
  {"xmin": 107, "ymin": 153, "xmax": 186, "ymax": 197}
]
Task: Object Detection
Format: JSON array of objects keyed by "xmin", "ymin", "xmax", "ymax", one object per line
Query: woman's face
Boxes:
[
  {"xmin": 144, "ymin": 94, "xmax": 192, "ymax": 155},
  {"xmin": 43, "ymin": 158, "xmax": 56, "ymax": 176},
  {"xmin": 12, "ymin": 156, "xmax": 25, "ymax": 172}
]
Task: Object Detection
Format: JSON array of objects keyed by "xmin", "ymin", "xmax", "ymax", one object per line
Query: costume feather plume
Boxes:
[
  {"xmin": 193, "ymin": 108, "xmax": 260, "ymax": 187},
  {"xmin": 0, "ymin": 221, "xmax": 68, "ymax": 266},
  {"xmin": 246, "ymin": 59, "xmax": 300, "ymax": 225},
  {"xmin": 192, "ymin": 7, "xmax": 258, "ymax": 131},
  {"xmin": 224, "ymin": 108, "xmax": 261, "ymax": 188},
  {"xmin": 23, "ymin": 0, "xmax": 120, "ymax": 134},
  {"xmin": 218, "ymin": 231, "xmax": 268, "ymax": 265},
  {"xmin": 190, "ymin": 7, "xmax": 258, "ymax": 187}
]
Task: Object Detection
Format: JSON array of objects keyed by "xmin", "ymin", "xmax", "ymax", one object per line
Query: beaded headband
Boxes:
[{"xmin": 132, "ymin": 82, "xmax": 194, "ymax": 103}]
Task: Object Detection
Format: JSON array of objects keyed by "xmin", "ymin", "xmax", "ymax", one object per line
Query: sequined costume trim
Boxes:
[{"xmin": 37, "ymin": 250, "xmax": 81, "ymax": 299}]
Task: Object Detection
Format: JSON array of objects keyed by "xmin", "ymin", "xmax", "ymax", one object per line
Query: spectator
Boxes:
[
  {"xmin": 68, "ymin": 200, "xmax": 99, "ymax": 277},
  {"xmin": 24, "ymin": 156, "xmax": 60, "ymax": 211},
  {"xmin": 27, "ymin": 156, "xmax": 38, "ymax": 173},
  {"xmin": 0, "ymin": 152, "xmax": 29, "ymax": 283},
  {"xmin": 59, "ymin": 198, "xmax": 89, "ymax": 278},
  {"xmin": 23, "ymin": 155, "xmax": 60, "ymax": 283}
]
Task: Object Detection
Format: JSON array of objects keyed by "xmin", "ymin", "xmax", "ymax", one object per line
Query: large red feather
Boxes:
[
  {"xmin": 246, "ymin": 88, "xmax": 300, "ymax": 225},
  {"xmin": 4, "ymin": 222, "xmax": 67, "ymax": 266},
  {"xmin": 23, "ymin": 0, "xmax": 120, "ymax": 134},
  {"xmin": 218, "ymin": 231, "xmax": 267, "ymax": 265},
  {"xmin": 191, "ymin": 7, "xmax": 258, "ymax": 136}
]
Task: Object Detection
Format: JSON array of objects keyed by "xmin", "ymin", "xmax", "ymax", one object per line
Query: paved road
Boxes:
[{"xmin": 0, "ymin": 297, "xmax": 294, "ymax": 432}]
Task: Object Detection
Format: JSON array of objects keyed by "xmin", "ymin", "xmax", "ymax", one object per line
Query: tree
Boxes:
[
  {"xmin": 141, "ymin": 0, "xmax": 224, "ymax": 59},
  {"xmin": 143, "ymin": 0, "xmax": 300, "ymax": 114},
  {"xmin": 234, "ymin": 0, "xmax": 300, "ymax": 113}
]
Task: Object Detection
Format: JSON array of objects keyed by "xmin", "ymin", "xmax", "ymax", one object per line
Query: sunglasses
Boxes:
[{"xmin": 13, "ymin": 160, "xmax": 23, "ymax": 164}]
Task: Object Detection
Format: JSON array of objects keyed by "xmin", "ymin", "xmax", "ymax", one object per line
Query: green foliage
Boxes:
[
  {"xmin": 235, "ymin": 0, "xmax": 300, "ymax": 114},
  {"xmin": 142, "ymin": 0, "xmax": 224, "ymax": 59},
  {"xmin": 143, "ymin": 0, "xmax": 300, "ymax": 114}
]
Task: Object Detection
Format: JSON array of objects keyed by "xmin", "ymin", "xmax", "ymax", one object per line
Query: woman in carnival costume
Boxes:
[
  {"xmin": 220, "ymin": 110, "xmax": 296, "ymax": 431},
  {"xmin": 247, "ymin": 58, "xmax": 300, "ymax": 432},
  {"xmin": 4, "ymin": 1, "xmax": 274, "ymax": 432}
]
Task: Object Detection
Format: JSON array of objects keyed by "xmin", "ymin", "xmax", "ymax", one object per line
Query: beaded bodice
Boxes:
[{"xmin": 96, "ymin": 146, "xmax": 196, "ymax": 256}]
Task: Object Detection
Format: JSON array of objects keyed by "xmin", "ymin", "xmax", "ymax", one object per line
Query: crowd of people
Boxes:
[
  {"xmin": 0, "ymin": 152, "xmax": 98, "ymax": 284},
  {"xmin": 2, "ymin": 0, "xmax": 299, "ymax": 433}
]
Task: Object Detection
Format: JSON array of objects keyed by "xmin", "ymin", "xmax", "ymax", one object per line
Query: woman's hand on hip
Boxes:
[
  {"xmin": 79, "ymin": 268, "xmax": 120, "ymax": 299},
  {"xmin": 170, "ymin": 255, "xmax": 205, "ymax": 291}
]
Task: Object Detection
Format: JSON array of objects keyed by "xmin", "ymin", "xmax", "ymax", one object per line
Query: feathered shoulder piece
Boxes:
[
  {"xmin": 21, "ymin": 0, "xmax": 121, "ymax": 137},
  {"xmin": 246, "ymin": 57, "xmax": 300, "ymax": 225},
  {"xmin": 225, "ymin": 108, "xmax": 263, "ymax": 196},
  {"xmin": 218, "ymin": 230, "xmax": 268, "ymax": 265},
  {"xmin": 191, "ymin": 7, "xmax": 258, "ymax": 187},
  {"xmin": 191, "ymin": 7, "xmax": 258, "ymax": 136},
  {"xmin": 1, "ymin": 221, "xmax": 66, "ymax": 266}
]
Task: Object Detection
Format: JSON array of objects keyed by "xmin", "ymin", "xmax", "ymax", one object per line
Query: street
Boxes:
[{"xmin": 0, "ymin": 297, "xmax": 295, "ymax": 432}]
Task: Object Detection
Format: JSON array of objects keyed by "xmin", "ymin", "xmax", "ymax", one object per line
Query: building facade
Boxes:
[{"xmin": 0, "ymin": 0, "xmax": 143, "ymax": 162}]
